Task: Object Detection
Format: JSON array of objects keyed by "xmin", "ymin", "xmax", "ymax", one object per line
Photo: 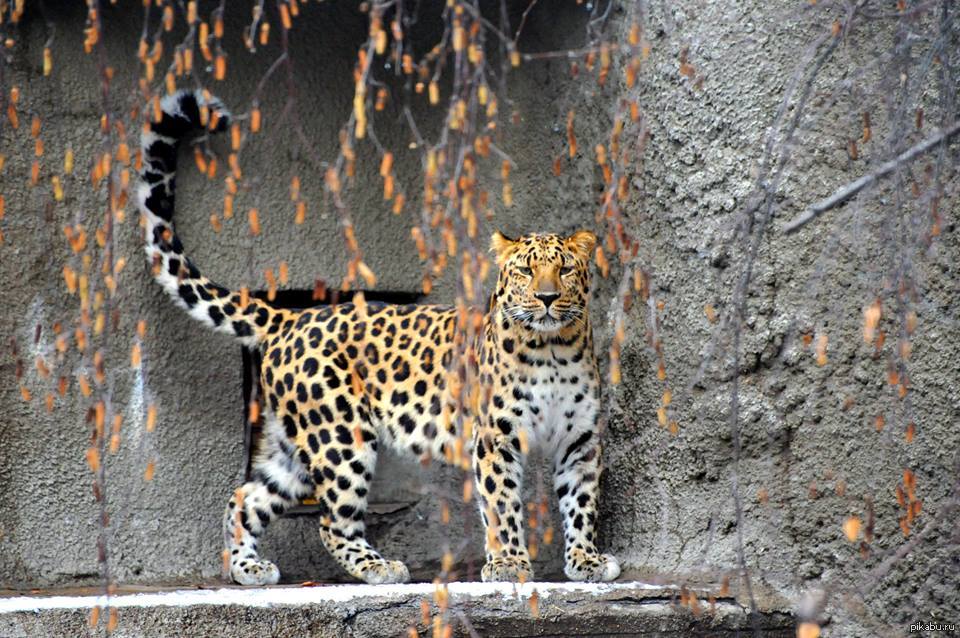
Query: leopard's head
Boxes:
[{"xmin": 490, "ymin": 230, "xmax": 596, "ymax": 332}]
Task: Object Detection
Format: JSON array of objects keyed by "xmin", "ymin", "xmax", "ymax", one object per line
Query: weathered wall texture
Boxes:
[{"xmin": 1, "ymin": 2, "xmax": 957, "ymax": 636}]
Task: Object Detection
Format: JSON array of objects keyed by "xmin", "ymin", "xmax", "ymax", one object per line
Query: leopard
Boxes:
[{"xmin": 138, "ymin": 90, "xmax": 620, "ymax": 586}]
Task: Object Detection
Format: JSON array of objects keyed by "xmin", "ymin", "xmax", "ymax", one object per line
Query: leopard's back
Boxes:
[{"xmin": 260, "ymin": 301, "xmax": 462, "ymax": 470}]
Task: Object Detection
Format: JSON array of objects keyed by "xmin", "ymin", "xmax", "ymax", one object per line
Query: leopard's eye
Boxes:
[
  {"xmin": 517, "ymin": 266, "xmax": 533, "ymax": 277},
  {"xmin": 559, "ymin": 265, "xmax": 574, "ymax": 276}
]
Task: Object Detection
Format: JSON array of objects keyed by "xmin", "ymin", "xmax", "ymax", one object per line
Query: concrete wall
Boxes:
[{"xmin": 1, "ymin": 1, "xmax": 957, "ymax": 635}]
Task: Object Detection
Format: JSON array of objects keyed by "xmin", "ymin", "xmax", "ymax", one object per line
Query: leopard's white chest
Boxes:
[{"xmin": 517, "ymin": 350, "xmax": 598, "ymax": 455}]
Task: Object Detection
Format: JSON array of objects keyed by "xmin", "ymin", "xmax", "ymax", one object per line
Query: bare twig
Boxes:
[
  {"xmin": 783, "ymin": 119, "xmax": 960, "ymax": 233},
  {"xmin": 858, "ymin": 496, "xmax": 959, "ymax": 599},
  {"xmin": 511, "ymin": 0, "xmax": 539, "ymax": 45}
]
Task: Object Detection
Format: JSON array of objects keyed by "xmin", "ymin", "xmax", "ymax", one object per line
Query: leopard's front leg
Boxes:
[
  {"xmin": 473, "ymin": 427, "xmax": 533, "ymax": 582},
  {"xmin": 553, "ymin": 430, "xmax": 620, "ymax": 582}
]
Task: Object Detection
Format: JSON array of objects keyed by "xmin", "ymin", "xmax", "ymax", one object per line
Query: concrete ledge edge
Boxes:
[{"xmin": 0, "ymin": 580, "xmax": 675, "ymax": 614}]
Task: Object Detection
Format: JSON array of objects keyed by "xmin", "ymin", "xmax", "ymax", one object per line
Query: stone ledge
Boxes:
[{"xmin": 0, "ymin": 581, "xmax": 794, "ymax": 637}]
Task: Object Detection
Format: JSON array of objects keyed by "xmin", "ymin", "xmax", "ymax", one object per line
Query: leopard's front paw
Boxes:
[
  {"xmin": 481, "ymin": 556, "xmax": 534, "ymax": 583},
  {"xmin": 360, "ymin": 559, "xmax": 410, "ymax": 585},
  {"xmin": 230, "ymin": 558, "xmax": 281, "ymax": 586},
  {"xmin": 564, "ymin": 551, "xmax": 620, "ymax": 582}
]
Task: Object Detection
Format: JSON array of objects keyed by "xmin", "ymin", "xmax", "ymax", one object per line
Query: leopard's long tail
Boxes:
[{"xmin": 138, "ymin": 90, "xmax": 281, "ymax": 346}]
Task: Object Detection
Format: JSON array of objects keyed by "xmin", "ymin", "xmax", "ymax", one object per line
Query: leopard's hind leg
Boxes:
[
  {"xmin": 224, "ymin": 416, "xmax": 313, "ymax": 586},
  {"xmin": 311, "ymin": 423, "xmax": 409, "ymax": 585}
]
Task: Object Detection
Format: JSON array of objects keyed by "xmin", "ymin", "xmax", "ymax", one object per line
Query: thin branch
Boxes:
[
  {"xmin": 783, "ymin": 119, "xmax": 960, "ymax": 233},
  {"xmin": 859, "ymin": 495, "xmax": 959, "ymax": 599},
  {"xmin": 512, "ymin": 0, "xmax": 539, "ymax": 45}
]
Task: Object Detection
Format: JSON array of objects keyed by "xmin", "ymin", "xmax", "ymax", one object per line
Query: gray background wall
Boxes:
[{"xmin": 0, "ymin": 2, "xmax": 957, "ymax": 636}]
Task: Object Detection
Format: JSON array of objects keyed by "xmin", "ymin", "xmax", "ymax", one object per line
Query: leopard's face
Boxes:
[{"xmin": 491, "ymin": 231, "xmax": 597, "ymax": 332}]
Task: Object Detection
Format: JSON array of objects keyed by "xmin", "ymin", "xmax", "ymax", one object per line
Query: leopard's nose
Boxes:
[{"xmin": 535, "ymin": 292, "xmax": 560, "ymax": 309}]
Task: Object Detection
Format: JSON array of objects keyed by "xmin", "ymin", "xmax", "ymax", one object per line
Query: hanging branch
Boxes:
[{"xmin": 783, "ymin": 119, "xmax": 960, "ymax": 234}]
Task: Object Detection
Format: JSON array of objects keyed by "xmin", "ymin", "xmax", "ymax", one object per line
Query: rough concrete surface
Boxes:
[
  {"xmin": 0, "ymin": 1, "xmax": 957, "ymax": 637},
  {"xmin": 0, "ymin": 581, "xmax": 795, "ymax": 638}
]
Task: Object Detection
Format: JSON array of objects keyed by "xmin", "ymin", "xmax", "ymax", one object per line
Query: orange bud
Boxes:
[
  {"xmin": 79, "ymin": 375, "xmax": 92, "ymax": 397},
  {"xmin": 358, "ymin": 261, "xmax": 377, "ymax": 287},
  {"xmin": 815, "ymin": 333, "xmax": 828, "ymax": 366},
  {"xmin": 566, "ymin": 110, "xmax": 577, "ymax": 158},
  {"xmin": 264, "ymin": 268, "xmax": 277, "ymax": 301},
  {"xmin": 85, "ymin": 447, "xmax": 100, "ymax": 472},
  {"xmin": 146, "ymin": 404, "xmax": 157, "ymax": 432},
  {"xmin": 842, "ymin": 516, "xmax": 861, "ymax": 542},
  {"xmin": 379, "ymin": 152, "xmax": 394, "ymax": 177},
  {"xmin": 131, "ymin": 343, "xmax": 142, "ymax": 368}
]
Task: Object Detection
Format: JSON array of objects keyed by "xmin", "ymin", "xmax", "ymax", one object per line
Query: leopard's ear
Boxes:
[
  {"xmin": 565, "ymin": 230, "xmax": 597, "ymax": 260},
  {"xmin": 490, "ymin": 231, "xmax": 518, "ymax": 267}
]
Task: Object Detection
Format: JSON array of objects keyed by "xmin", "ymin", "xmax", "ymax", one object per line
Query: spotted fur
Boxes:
[{"xmin": 139, "ymin": 90, "xmax": 619, "ymax": 586}]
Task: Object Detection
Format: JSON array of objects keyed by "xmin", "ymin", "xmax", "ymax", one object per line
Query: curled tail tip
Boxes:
[
  {"xmin": 140, "ymin": 90, "xmax": 270, "ymax": 346},
  {"xmin": 165, "ymin": 89, "xmax": 232, "ymax": 128},
  {"xmin": 145, "ymin": 89, "xmax": 231, "ymax": 147},
  {"xmin": 139, "ymin": 89, "xmax": 230, "ymax": 219}
]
